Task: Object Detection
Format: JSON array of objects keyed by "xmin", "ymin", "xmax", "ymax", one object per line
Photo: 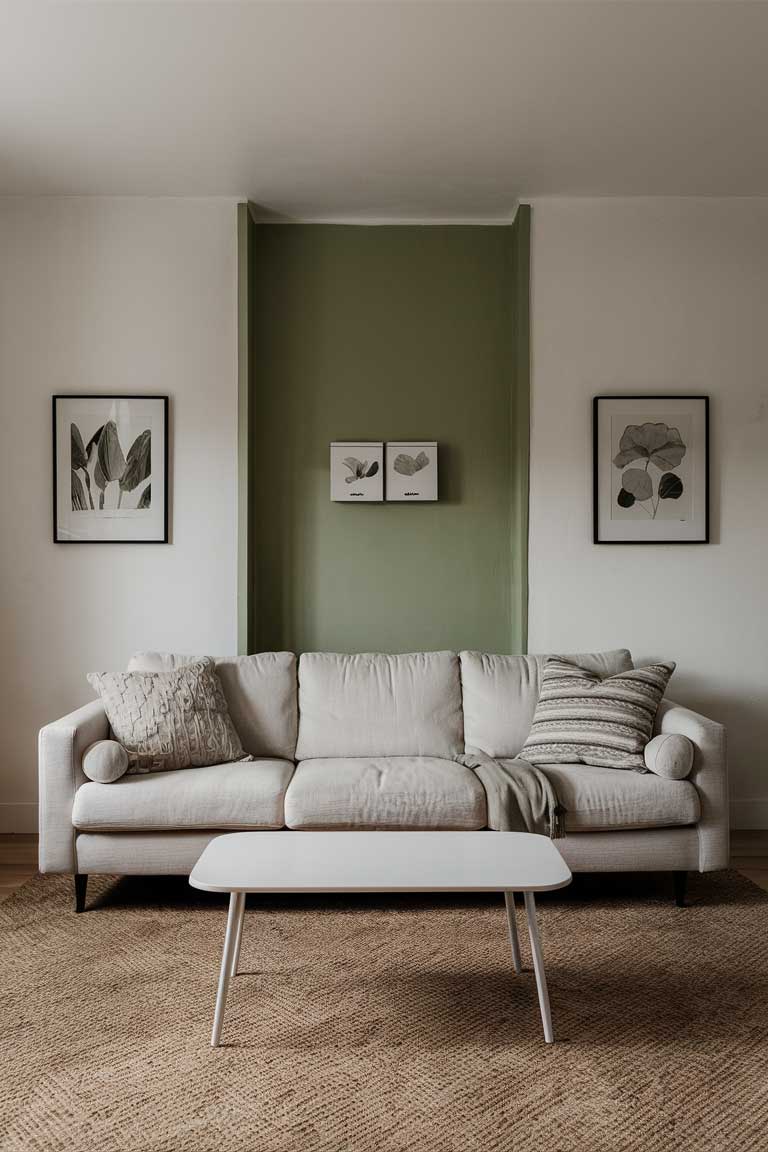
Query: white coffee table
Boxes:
[{"xmin": 189, "ymin": 830, "xmax": 572, "ymax": 1046}]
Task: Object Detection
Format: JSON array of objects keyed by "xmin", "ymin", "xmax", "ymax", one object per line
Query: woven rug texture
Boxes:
[{"xmin": 1, "ymin": 870, "xmax": 767, "ymax": 1152}]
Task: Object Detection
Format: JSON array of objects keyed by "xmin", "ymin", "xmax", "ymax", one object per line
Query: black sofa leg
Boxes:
[
  {"xmin": 74, "ymin": 873, "xmax": 88, "ymax": 914},
  {"xmin": 673, "ymin": 871, "xmax": 688, "ymax": 908}
]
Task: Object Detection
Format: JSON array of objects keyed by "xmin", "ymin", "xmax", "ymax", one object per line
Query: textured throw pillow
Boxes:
[
  {"xmin": 644, "ymin": 733, "xmax": 694, "ymax": 780},
  {"xmin": 82, "ymin": 739, "xmax": 130, "ymax": 783},
  {"xmin": 87, "ymin": 659, "xmax": 252, "ymax": 774},
  {"xmin": 519, "ymin": 657, "xmax": 675, "ymax": 772}
]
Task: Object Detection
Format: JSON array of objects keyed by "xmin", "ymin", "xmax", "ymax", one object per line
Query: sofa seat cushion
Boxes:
[
  {"xmin": 72, "ymin": 759, "xmax": 294, "ymax": 832},
  {"xmin": 285, "ymin": 757, "xmax": 487, "ymax": 830},
  {"xmin": 499, "ymin": 760, "xmax": 700, "ymax": 832}
]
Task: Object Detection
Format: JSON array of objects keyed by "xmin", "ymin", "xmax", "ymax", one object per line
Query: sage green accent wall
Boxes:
[{"xmin": 245, "ymin": 217, "xmax": 530, "ymax": 654}]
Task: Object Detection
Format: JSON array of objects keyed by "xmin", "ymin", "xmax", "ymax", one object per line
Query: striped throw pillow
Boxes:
[{"xmin": 519, "ymin": 658, "xmax": 675, "ymax": 772}]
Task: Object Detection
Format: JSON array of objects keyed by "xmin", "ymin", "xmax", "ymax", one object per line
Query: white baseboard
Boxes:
[
  {"xmin": 731, "ymin": 800, "xmax": 768, "ymax": 830},
  {"xmin": 0, "ymin": 803, "xmax": 38, "ymax": 834}
]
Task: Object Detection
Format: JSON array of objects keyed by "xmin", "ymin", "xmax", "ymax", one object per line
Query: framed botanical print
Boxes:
[
  {"xmin": 53, "ymin": 395, "xmax": 168, "ymax": 543},
  {"xmin": 329, "ymin": 442, "xmax": 384, "ymax": 502},
  {"xmin": 593, "ymin": 396, "xmax": 709, "ymax": 544},
  {"xmin": 385, "ymin": 441, "xmax": 438, "ymax": 501}
]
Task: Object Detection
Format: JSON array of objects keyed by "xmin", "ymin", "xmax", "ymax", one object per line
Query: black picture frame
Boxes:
[
  {"xmin": 52, "ymin": 394, "xmax": 169, "ymax": 544},
  {"xmin": 593, "ymin": 395, "xmax": 709, "ymax": 545}
]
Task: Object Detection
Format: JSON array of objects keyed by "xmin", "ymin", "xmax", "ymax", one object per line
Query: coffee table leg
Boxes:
[
  {"xmin": 211, "ymin": 891, "xmax": 243, "ymax": 1047},
  {"xmin": 229, "ymin": 896, "xmax": 246, "ymax": 978},
  {"xmin": 523, "ymin": 891, "xmax": 554, "ymax": 1044},
  {"xmin": 503, "ymin": 891, "xmax": 522, "ymax": 974}
]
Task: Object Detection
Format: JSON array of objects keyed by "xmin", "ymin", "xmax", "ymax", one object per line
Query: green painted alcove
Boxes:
[{"xmin": 238, "ymin": 209, "xmax": 530, "ymax": 655}]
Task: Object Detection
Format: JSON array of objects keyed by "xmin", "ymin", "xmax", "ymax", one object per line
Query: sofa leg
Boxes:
[
  {"xmin": 74, "ymin": 873, "xmax": 88, "ymax": 914},
  {"xmin": 673, "ymin": 871, "xmax": 687, "ymax": 908}
]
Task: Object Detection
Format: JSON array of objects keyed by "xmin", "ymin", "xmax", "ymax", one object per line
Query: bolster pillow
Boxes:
[
  {"xmin": 644, "ymin": 733, "xmax": 694, "ymax": 780},
  {"xmin": 82, "ymin": 740, "xmax": 129, "ymax": 784}
]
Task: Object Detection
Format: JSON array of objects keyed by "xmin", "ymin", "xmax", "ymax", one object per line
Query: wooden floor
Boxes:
[
  {"xmin": 1, "ymin": 832, "xmax": 767, "ymax": 902},
  {"xmin": 730, "ymin": 830, "xmax": 768, "ymax": 892}
]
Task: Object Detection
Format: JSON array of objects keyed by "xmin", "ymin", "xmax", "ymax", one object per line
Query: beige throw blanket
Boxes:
[{"xmin": 456, "ymin": 747, "xmax": 565, "ymax": 839}]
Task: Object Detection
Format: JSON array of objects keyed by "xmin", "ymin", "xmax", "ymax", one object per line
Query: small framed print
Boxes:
[
  {"xmin": 330, "ymin": 442, "xmax": 384, "ymax": 502},
  {"xmin": 385, "ymin": 442, "xmax": 438, "ymax": 501},
  {"xmin": 593, "ymin": 395, "xmax": 709, "ymax": 544},
  {"xmin": 53, "ymin": 395, "xmax": 168, "ymax": 543}
]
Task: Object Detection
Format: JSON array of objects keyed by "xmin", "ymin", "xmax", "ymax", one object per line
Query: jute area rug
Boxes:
[{"xmin": 1, "ymin": 870, "xmax": 766, "ymax": 1152}]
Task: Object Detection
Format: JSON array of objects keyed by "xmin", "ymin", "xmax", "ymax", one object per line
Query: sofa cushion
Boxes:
[
  {"xmin": 518, "ymin": 658, "xmax": 675, "ymax": 771},
  {"xmin": 88, "ymin": 660, "xmax": 251, "ymax": 775},
  {"xmin": 285, "ymin": 757, "xmax": 486, "ymax": 829},
  {"xmin": 496, "ymin": 760, "xmax": 700, "ymax": 833},
  {"xmin": 295, "ymin": 652, "xmax": 463, "ymax": 760},
  {"xmin": 460, "ymin": 649, "xmax": 633, "ymax": 759},
  {"xmin": 644, "ymin": 733, "xmax": 695, "ymax": 780},
  {"xmin": 126, "ymin": 651, "xmax": 298, "ymax": 760},
  {"xmin": 72, "ymin": 759, "xmax": 294, "ymax": 831}
]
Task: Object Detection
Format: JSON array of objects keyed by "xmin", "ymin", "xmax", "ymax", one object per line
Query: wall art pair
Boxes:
[{"xmin": 330, "ymin": 441, "xmax": 437, "ymax": 502}]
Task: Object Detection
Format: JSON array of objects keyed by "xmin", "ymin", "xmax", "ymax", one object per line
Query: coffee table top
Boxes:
[{"xmin": 189, "ymin": 831, "xmax": 572, "ymax": 894}]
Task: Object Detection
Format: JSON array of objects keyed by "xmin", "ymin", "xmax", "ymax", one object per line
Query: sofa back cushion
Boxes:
[
  {"xmin": 459, "ymin": 649, "xmax": 633, "ymax": 759},
  {"xmin": 295, "ymin": 651, "xmax": 463, "ymax": 760},
  {"xmin": 126, "ymin": 651, "xmax": 298, "ymax": 760}
]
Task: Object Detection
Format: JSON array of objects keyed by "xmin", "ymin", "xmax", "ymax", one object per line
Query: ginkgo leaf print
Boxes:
[
  {"xmin": 621, "ymin": 468, "xmax": 653, "ymax": 502},
  {"xmin": 659, "ymin": 472, "xmax": 684, "ymax": 500},
  {"xmin": 612, "ymin": 422, "xmax": 686, "ymax": 470},
  {"xmin": 613, "ymin": 420, "xmax": 688, "ymax": 520}
]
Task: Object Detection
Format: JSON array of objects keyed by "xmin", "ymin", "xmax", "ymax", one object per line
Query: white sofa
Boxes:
[{"xmin": 38, "ymin": 649, "xmax": 729, "ymax": 911}]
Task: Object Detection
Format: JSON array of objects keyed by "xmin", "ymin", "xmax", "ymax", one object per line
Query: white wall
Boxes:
[
  {"xmin": 0, "ymin": 198, "xmax": 239, "ymax": 830},
  {"xmin": 529, "ymin": 199, "xmax": 768, "ymax": 828}
]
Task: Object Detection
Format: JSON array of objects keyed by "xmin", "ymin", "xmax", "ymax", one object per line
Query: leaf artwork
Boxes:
[
  {"xmin": 73, "ymin": 419, "xmax": 152, "ymax": 511},
  {"xmin": 94, "ymin": 455, "xmax": 108, "ymax": 509},
  {"xmin": 612, "ymin": 422, "xmax": 686, "ymax": 470},
  {"xmin": 71, "ymin": 424, "xmax": 87, "ymax": 471},
  {"xmin": 613, "ymin": 421, "xmax": 686, "ymax": 519},
  {"xmin": 85, "ymin": 425, "xmax": 105, "ymax": 458},
  {"xmin": 71, "ymin": 469, "xmax": 87, "ymax": 511},
  {"xmin": 97, "ymin": 422, "xmax": 126, "ymax": 483},
  {"xmin": 621, "ymin": 468, "xmax": 653, "ymax": 502},
  {"xmin": 393, "ymin": 451, "xmax": 430, "ymax": 477},
  {"xmin": 71, "ymin": 423, "xmax": 95, "ymax": 509},
  {"xmin": 342, "ymin": 457, "xmax": 379, "ymax": 483},
  {"xmin": 659, "ymin": 472, "xmax": 684, "ymax": 500},
  {"xmin": 91, "ymin": 421, "xmax": 126, "ymax": 510},
  {"xmin": 118, "ymin": 430, "xmax": 151, "ymax": 507}
]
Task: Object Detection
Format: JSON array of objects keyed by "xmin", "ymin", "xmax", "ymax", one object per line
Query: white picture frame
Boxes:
[
  {"xmin": 330, "ymin": 442, "xmax": 384, "ymax": 502},
  {"xmin": 385, "ymin": 442, "xmax": 438, "ymax": 502}
]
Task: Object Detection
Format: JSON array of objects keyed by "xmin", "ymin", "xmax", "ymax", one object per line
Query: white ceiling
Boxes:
[{"xmin": 2, "ymin": 1, "xmax": 768, "ymax": 217}]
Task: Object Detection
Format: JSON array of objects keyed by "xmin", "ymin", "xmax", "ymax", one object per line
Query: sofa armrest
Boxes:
[
  {"xmin": 655, "ymin": 699, "xmax": 729, "ymax": 872},
  {"xmin": 38, "ymin": 700, "xmax": 109, "ymax": 873}
]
